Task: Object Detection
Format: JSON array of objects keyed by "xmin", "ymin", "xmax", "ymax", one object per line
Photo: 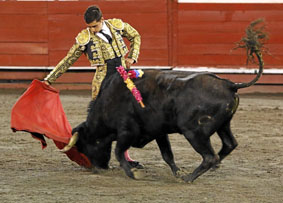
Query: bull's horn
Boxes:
[{"xmin": 60, "ymin": 132, "xmax": 79, "ymax": 153}]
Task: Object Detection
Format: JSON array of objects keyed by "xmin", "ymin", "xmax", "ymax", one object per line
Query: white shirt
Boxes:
[{"xmin": 96, "ymin": 21, "xmax": 113, "ymax": 43}]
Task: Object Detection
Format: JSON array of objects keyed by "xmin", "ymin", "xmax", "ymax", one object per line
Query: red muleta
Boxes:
[{"xmin": 10, "ymin": 79, "xmax": 91, "ymax": 168}]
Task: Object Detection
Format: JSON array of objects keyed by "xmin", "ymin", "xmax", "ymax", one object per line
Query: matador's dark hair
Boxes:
[{"xmin": 84, "ymin": 5, "xmax": 102, "ymax": 24}]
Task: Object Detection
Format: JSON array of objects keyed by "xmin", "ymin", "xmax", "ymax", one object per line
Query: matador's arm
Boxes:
[
  {"xmin": 122, "ymin": 22, "xmax": 141, "ymax": 62},
  {"xmin": 44, "ymin": 43, "xmax": 83, "ymax": 84}
]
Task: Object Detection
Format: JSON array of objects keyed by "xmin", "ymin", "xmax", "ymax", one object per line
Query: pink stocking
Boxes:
[{"xmin": 124, "ymin": 150, "xmax": 135, "ymax": 162}]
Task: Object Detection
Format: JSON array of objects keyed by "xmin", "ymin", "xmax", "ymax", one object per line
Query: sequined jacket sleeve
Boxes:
[
  {"xmin": 121, "ymin": 22, "xmax": 141, "ymax": 62},
  {"xmin": 44, "ymin": 43, "xmax": 83, "ymax": 84}
]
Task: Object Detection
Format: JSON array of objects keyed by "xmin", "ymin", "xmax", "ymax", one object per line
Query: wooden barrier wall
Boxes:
[
  {"xmin": 0, "ymin": 0, "xmax": 283, "ymax": 92},
  {"xmin": 174, "ymin": 1, "xmax": 283, "ymax": 93},
  {"xmin": 176, "ymin": 3, "xmax": 283, "ymax": 68},
  {"xmin": 0, "ymin": 0, "xmax": 170, "ymax": 67}
]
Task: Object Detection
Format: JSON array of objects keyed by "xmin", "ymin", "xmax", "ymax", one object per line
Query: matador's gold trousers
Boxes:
[{"xmin": 91, "ymin": 58, "xmax": 126, "ymax": 100}]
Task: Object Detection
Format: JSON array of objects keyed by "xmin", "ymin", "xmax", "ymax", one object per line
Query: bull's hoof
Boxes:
[
  {"xmin": 174, "ymin": 170, "xmax": 194, "ymax": 183},
  {"xmin": 211, "ymin": 162, "xmax": 221, "ymax": 171},
  {"xmin": 128, "ymin": 161, "xmax": 144, "ymax": 169},
  {"xmin": 181, "ymin": 174, "xmax": 195, "ymax": 183},
  {"xmin": 131, "ymin": 168, "xmax": 145, "ymax": 180},
  {"xmin": 211, "ymin": 156, "xmax": 221, "ymax": 170},
  {"xmin": 175, "ymin": 169, "xmax": 187, "ymax": 178}
]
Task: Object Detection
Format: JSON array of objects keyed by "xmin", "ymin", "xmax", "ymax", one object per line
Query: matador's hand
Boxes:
[
  {"xmin": 125, "ymin": 58, "xmax": 135, "ymax": 69},
  {"xmin": 43, "ymin": 80, "xmax": 51, "ymax": 86}
]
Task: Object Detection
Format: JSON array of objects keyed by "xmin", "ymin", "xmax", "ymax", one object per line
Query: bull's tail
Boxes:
[
  {"xmin": 231, "ymin": 18, "xmax": 268, "ymax": 90},
  {"xmin": 233, "ymin": 50, "xmax": 264, "ymax": 90}
]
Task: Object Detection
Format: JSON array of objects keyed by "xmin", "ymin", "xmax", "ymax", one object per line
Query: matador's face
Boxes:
[{"xmin": 87, "ymin": 17, "xmax": 104, "ymax": 34}]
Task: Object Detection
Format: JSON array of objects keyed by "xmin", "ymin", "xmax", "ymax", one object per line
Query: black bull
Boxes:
[{"xmin": 61, "ymin": 49, "xmax": 264, "ymax": 182}]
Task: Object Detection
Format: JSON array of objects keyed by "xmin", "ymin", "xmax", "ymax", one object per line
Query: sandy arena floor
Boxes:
[{"xmin": 1, "ymin": 89, "xmax": 283, "ymax": 203}]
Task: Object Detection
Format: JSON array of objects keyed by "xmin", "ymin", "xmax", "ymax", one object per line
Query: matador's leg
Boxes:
[{"xmin": 92, "ymin": 65, "xmax": 107, "ymax": 100}]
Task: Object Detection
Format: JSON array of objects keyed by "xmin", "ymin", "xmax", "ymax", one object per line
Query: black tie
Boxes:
[{"xmin": 99, "ymin": 30, "xmax": 112, "ymax": 44}]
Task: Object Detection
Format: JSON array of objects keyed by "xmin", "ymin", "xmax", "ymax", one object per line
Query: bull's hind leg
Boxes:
[
  {"xmin": 217, "ymin": 121, "xmax": 238, "ymax": 162},
  {"xmin": 156, "ymin": 134, "xmax": 180, "ymax": 176},
  {"xmin": 182, "ymin": 130, "xmax": 219, "ymax": 182}
]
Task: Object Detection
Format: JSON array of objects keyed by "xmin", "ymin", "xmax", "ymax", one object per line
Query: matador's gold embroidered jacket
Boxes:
[{"xmin": 44, "ymin": 18, "xmax": 141, "ymax": 84}]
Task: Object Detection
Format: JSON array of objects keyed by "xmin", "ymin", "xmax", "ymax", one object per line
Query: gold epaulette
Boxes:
[
  {"xmin": 76, "ymin": 29, "xmax": 90, "ymax": 46},
  {"xmin": 107, "ymin": 18, "xmax": 124, "ymax": 30}
]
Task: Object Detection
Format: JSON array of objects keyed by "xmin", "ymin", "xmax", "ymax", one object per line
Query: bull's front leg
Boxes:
[
  {"xmin": 115, "ymin": 141, "xmax": 135, "ymax": 179},
  {"xmin": 156, "ymin": 135, "xmax": 180, "ymax": 176}
]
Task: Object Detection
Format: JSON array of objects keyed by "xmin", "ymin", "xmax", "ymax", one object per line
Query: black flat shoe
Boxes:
[{"xmin": 128, "ymin": 161, "xmax": 144, "ymax": 169}]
